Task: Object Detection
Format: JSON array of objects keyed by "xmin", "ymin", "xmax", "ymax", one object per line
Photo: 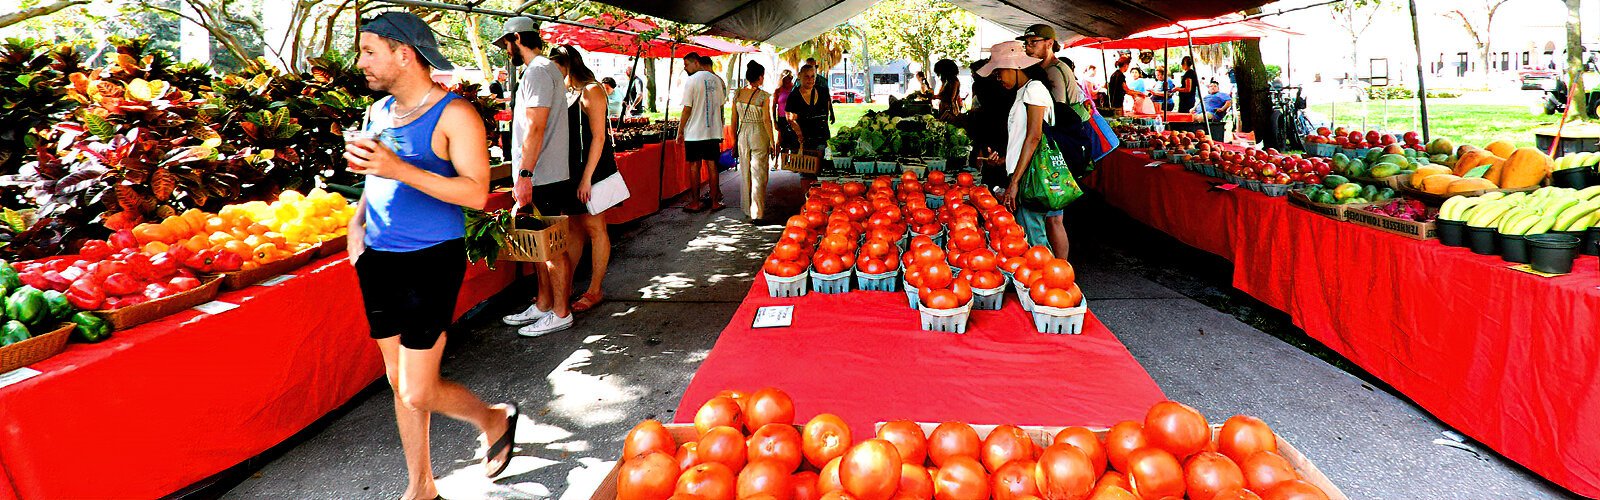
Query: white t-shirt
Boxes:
[
  {"xmin": 1005, "ymin": 80, "xmax": 1055, "ymax": 175},
  {"xmin": 681, "ymin": 70, "xmax": 727, "ymax": 142},
  {"xmin": 512, "ymin": 56, "xmax": 570, "ymax": 186}
]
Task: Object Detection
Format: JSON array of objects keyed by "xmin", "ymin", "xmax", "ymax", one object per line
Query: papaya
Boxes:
[
  {"xmin": 1446, "ymin": 177, "xmax": 1498, "ymax": 194},
  {"xmin": 1426, "ymin": 138, "xmax": 1455, "ymax": 156},
  {"xmin": 1370, "ymin": 163, "xmax": 1402, "ymax": 178},
  {"xmin": 1499, "ymin": 147, "xmax": 1555, "ymax": 189},
  {"xmin": 1383, "ymin": 144, "xmax": 1407, "ymax": 155},
  {"xmin": 1411, "ymin": 165, "xmax": 1453, "ymax": 189},
  {"xmin": 1484, "ymin": 140, "xmax": 1516, "ymax": 158},
  {"xmin": 1483, "ymin": 158, "xmax": 1506, "ymax": 185},
  {"xmin": 1421, "ymin": 174, "xmax": 1462, "ymax": 194},
  {"xmin": 1454, "ymin": 149, "xmax": 1502, "ymax": 176},
  {"xmin": 1322, "ymin": 174, "xmax": 1349, "ymax": 189}
]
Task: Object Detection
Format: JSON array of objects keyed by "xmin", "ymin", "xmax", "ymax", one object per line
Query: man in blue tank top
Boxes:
[{"xmin": 342, "ymin": 12, "xmax": 518, "ymax": 496}]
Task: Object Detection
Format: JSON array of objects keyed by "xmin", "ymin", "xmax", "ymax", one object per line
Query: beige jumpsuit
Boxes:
[{"xmin": 735, "ymin": 89, "xmax": 772, "ymax": 220}]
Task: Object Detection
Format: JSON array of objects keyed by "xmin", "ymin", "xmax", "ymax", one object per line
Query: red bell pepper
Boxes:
[
  {"xmin": 185, "ymin": 249, "xmax": 217, "ymax": 273},
  {"xmin": 19, "ymin": 270, "xmax": 50, "ymax": 291},
  {"xmin": 142, "ymin": 283, "xmax": 170, "ymax": 301},
  {"xmin": 125, "ymin": 253, "xmax": 155, "ymax": 280},
  {"xmin": 66, "ymin": 279, "xmax": 105, "ymax": 310},
  {"xmin": 41, "ymin": 270, "xmax": 71, "ymax": 292},
  {"xmin": 167, "ymin": 276, "xmax": 201, "ymax": 292},
  {"xmin": 149, "ymin": 253, "xmax": 178, "ymax": 279},
  {"xmin": 102, "ymin": 272, "xmax": 141, "ymax": 296},
  {"xmin": 80, "ymin": 240, "xmax": 112, "ymax": 261},
  {"xmin": 211, "ymin": 252, "xmax": 243, "ymax": 273},
  {"xmin": 109, "ymin": 230, "xmax": 138, "ymax": 251}
]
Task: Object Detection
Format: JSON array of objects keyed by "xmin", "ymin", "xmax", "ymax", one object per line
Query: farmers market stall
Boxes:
[
  {"xmin": 1084, "ymin": 147, "xmax": 1600, "ymax": 497},
  {"xmin": 675, "ymin": 274, "xmax": 1168, "ymax": 438},
  {"xmin": 0, "ymin": 192, "xmax": 526, "ymax": 500},
  {"xmin": 606, "ymin": 139, "xmax": 701, "ymax": 224}
]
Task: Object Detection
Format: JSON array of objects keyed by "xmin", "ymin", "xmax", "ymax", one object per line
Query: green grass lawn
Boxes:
[
  {"xmin": 644, "ymin": 102, "xmax": 887, "ymax": 136},
  {"xmin": 1310, "ymin": 99, "xmax": 1558, "ymax": 148}
]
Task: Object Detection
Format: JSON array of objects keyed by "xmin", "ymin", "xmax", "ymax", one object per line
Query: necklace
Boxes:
[{"xmin": 392, "ymin": 87, "xmax": 438, "ymax": 124}]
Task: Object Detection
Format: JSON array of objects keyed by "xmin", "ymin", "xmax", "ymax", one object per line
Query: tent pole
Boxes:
[
  {"xmin": 1101, "ymin": 49, "xmax": 1110, "ymax": 111},
  {"xmin": 1187, "ymin": 30, "xmax": 1212, "ymax": 140},
  {"xmin": 1407, "ymin": 0, "xmax": 1431, "ymax": 142},
  {"xmin": 662, "ymin": 52, "xmax": 678, "ymax": 205},
  {"xmin": 619, "ymin": 48, "xmax": 643, "ymax": 122},
  {"xmin": 1162, "ymin": 43, "xmax": 1169, "ymax": 123}
]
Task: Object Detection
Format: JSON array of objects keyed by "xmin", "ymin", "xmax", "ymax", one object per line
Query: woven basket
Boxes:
[
  {"xmin": 220, "ymin": 248, "xmax": 320, "ymax": 290},
  {"xmin": 0, "ymin": 323, "xmax": 74, "ymax": 373},
  {"xmin": 93, "ymin": 276, "xmax": 224, "ymax": 330},
  {"xmin": 498, "ymin": 215, "xmax": 570, "ymax": 263}
]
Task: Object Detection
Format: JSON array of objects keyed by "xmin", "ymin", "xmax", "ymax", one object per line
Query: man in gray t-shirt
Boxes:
[{"xmin": 498, "ymin": 17, "xmax": 576, "ymax": 336}]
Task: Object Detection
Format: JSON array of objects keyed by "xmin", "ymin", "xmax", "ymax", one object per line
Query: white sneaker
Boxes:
[
  {"xmin": 503, "ymin": 303, "xmax": 551, "ymax": 326},
  {"xmin": 518, "ymin": 313, "xmax": 573, "ymax": 338}
]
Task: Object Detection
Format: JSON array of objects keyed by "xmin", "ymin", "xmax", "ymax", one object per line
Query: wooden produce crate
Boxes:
[
  {"xmin": 218, "ymin": 248, "xmax": 320, "ymax": 290},
  {"xmin": 92, "ymin": 276, "xmax": 224, "ymax": 330},
  {"xmin": 316, "ymin": 233, "xmax": 349, "ymax": 258},
  {"xmin": 1287, "ymin": 191, "xmax": 1374, "ymax": 222},
  {"xmin": 498, "ymin": 215, "xmax": 569, "ymax": 263},
  {"xmin": 1345, "ymin": 206, "xmax": 1437, "ymax": 240},
  {"xmin": 0, "ymin": 323, "xmax": 74, "ymax": 373},
  {"xmin": 588, "ymin": 424, "xmax": 699, "ymax": 500}
]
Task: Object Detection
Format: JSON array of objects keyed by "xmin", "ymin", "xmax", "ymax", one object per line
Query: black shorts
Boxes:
[
  {"xmin": 355, "ymin": 239, "xmax": 466, "ymax": 350},
  {"xmin": 532, "ymin": 180, "xmax": 584, "ymax": 216},
  {"xmin": 685, "ymin": 139, "xmax": 721, "ymax": 162}
]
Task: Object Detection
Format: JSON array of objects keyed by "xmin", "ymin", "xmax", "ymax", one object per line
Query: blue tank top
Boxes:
[{"xmin": 363, "ymin": 92, "xmax": 467, "ymax": 252}]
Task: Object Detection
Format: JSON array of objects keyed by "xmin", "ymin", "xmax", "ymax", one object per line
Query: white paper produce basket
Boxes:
[
  {"xmin": 856, "ymin": 269, "xmax": 900, "ymax": 291},
  {"xmin": 765, "ymin": 271, "xmax": 808, "ymax": 297},
  {"xmin": 1032, "ymin": 296, "xmax": 1089, "ymax": 334},
  {"xmin": 809, "ymin": 268, "xmax": 853, "ymax": 294},
  {"xmin": 904, "ymin": 280, "xmax": 920, "ymax": 309},
  {"xmin": 1012, "ymin": 276, "xmax": 1035, "ymax": 312},
  {"xmin": 972, "ymin": 285, "xmax": 1005, "ymax": 310},
  {"xmin": 919, "ymin": 301, "xmax": 973, "ymax": 333}
]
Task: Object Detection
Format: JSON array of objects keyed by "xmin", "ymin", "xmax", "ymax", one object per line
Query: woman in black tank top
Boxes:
[{"xmin": 551, "ymin": 45, "xmax": 619, "ymax": 313}]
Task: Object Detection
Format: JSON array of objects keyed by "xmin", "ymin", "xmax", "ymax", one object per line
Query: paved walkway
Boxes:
[{"xmin": 222, "ymin": 169, "xmax": 1573, "ymax": 499}]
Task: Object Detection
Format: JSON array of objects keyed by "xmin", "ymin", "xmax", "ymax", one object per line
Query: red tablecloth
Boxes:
[
  {"xmin": 675, "ymin": 275, "xmax": 1167, "ymax": 439},
  {"xmin": 1085, "ymin": 149, "xmax": 1600, "ymax": 497},
  {"xmin": 606, "ymin": 141, "xmax": 706, "ymax": 224},
  {"xmin": 0, "ymin": 195, "xmax": 524, "ymax": 500}
]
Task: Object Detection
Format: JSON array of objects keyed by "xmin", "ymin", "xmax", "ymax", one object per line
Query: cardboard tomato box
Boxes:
[
  {"xmin": 1287, "ymin": 190, "xmax": 1374, "ymax": 222},
  {"xmin": 1345, "ymin": 205, "xmax": 1437, "ymax": 240},
  {"xmin": 583, "ymin": 422, "xmax": 1346, "ymax": 500}
]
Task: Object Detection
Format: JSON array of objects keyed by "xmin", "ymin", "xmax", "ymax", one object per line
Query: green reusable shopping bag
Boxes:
[{"xmin": 1019, "ymin": 137, "xmax": 1083, "ymax": 211}]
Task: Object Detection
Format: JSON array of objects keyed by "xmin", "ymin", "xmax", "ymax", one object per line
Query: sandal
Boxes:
[
  {"xmin": 708, "ymin": 202, "xmax": 728, "ymax": 212},
  {"xmin": 572, "ymin": 292, "xmax": 604, "ymax": 313},
  {"xmin": 684, "ymin": 200, "xmax": 708, "ymax": 212},
  {"xmin": 483, "ymin": 403, "xmax": 519, "ymax": 478}
]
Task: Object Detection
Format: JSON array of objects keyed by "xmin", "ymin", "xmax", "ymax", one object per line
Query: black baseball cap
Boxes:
[{"xmin": 360, "ymin": 11, "xmax": 454, "ymax": 70}]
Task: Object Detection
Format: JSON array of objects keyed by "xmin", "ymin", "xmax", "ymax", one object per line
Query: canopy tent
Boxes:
[
  {"xmin": 582, "ymin": 0, "xmax": 1278, "ymax": 48},
  {"xmin": 1070, "ymin": 16, "xmax": 1301, "ymax": 50},
  {"xmin": 541, "ymin": 13, "xmax": 759, "ymax": 58}
]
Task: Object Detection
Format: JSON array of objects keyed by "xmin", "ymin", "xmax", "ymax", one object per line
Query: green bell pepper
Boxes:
[
  {"xmin": 6, "ymin": 286, "xmax": 45, "ymax": 326},
  {"xmin": 0, "ymin": 320, "xmax": 29, "ymax": 346},
  {"xmin": 41, "ymin": 290, "xmax": 72, "ymax": 324},
  {"xmin": 0, "ymin": 262, "xmax": 21, "ymax": 291},
  {"xmin": 70, "ymin": 312, "xmax": 111, "ymax": 343}
]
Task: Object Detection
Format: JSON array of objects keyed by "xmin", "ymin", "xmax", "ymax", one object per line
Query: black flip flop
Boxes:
[{"xmin": 484, "ymin": 403, "xmax": 519, "ymax": 478}]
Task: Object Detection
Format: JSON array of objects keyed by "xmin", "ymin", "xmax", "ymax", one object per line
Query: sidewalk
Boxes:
[{"xmin": 222, "ymin": 170, "xmax": 1572, "ymax": 499}]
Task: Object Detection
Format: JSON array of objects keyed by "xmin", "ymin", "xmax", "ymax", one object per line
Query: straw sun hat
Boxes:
[{"xmin": 976, "ymin": 40, "xmax": 1042, "ymax": 77}]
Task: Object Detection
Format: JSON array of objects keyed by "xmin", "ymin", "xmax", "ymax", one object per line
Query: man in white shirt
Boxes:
[
  {"xmin": 676, "ymin": 52, "xmax": 728, "ymax": 212},
  {"xmin": 497, "ymin": 16, "xmax": 576, "ymax": 336}
]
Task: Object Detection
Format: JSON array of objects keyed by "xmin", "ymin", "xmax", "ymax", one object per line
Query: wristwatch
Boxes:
[{"xmin": 519, "ymin": 169, "xmax": 534, "ymax": 178}]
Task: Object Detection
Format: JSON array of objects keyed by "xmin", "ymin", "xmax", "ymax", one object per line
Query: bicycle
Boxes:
[{"xmin": 1270, "ymin": 85, "xmax": 1313, "ymax": 151}]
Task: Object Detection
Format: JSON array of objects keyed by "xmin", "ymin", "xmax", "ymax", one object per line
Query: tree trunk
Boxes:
[
  {"xmin": 645, "ymin": 58, "xmax": 658, "ymax": 113},
  {"xmin": 465, "ymin": 14, "xmax": 491, "ymax": 82},
  {"xmin": 0, "ymin": 0, "xmax": 89, "ymax": 29},
  {"xmin": 1567, "ymin": 0, "xmax": 1589, "ymax": 119},
  {"xmin": 1235, "ymin": 39, "xmax": 1279, "ymax": 148}
]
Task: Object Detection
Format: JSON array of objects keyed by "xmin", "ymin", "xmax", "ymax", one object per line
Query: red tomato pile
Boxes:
[
  {"xmin": 1206, "ymin": 149, "xmax": 1331, "ymax": 187},
  {"xmin": 617, "ymin": 394, "xmax": 1331, "ymax": 500},
  {"xmin": 1008, "ymin": 246, "xmax": 1082, "ymax": 309},
  {"xmin": 1306, "ymin": 127, "xmax": 1423, "ymax": 151}
]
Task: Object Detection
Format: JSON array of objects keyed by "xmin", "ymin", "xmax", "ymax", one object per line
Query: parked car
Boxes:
[
  {"xmin": 832, "ymin": 89, "xmax": 865, "ymax": 103},
  {"xmin": 1521, "ymin": 68, "xmax": 1560, "ymax": 90}
]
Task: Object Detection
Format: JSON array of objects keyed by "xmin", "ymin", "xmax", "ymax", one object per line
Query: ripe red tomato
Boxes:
[
  {"xmin": 815, "ymin": 253, "xmax": 847, "ymax": 275},
  {"xmin": 1217, "ymin": 415, "xmax": 1277, "ymax": 465},
  {"xmin": 923, "ymin": 289, "xmax": 960, "ymax": 310},
  {"xmin": 1240, "ymin": 450, "xmax": 1299, "ymax": 492},
  {"xmin": 1033, "ymin": 443, "xmax": 1093, "ymax": 500},
  {"xmin": 775, "ymin": 262, "xmax": 805, "ymax": 278},
  {"xmin": 1043, "ymin": 289, "xmax": 1076, "ymax": 308},
  {"xmin": 623, "ymin": 420, "xmax": 677, "ymax": 461},
  {"xmin": 714, "ymin": 389, "xmax": 749, "ymax": 410},
  {"xmin": 990, "ymin": 459, "xmax": 1038, "ymax": 500},
  {"xmin": 897, "ymin": 463, "xmax": 935, "ymax": 500},
  {"xmin": 821, "ymin": 234, "xmax": 855, "ymax": 256},
  {"xmin": 1185, "ymin": 451, "xmax": 1246, "ymax": 500},
  {"xmin": 1211, "ymin": 487, "xmax": 1264, "ymax": 500},
  {"xmin": 1029, "ymin": 281, "xmax": 1051, "ymax": 305},
  {"xmin": 774, "ymin": 241, "xmax": 803, "ymax": 261},
  {"xmin": 1104, "ymin": 421, "xmax": 1148, "ymax": 473},
  {"xmin": 1001, "ymin": 257, "xmax": 1026, "ymax": 273},
  {"xmin": 793, "ymin": 471, "xmax": 822, "ymax": 500},
  {"xmin": 922, "ymin": 265, "xmax": 954, "ymax": 289},
  {"xmin": 970, "ymin": 271, "xmax": 1004, "ymax": 290},
  {"xmin": 927, "ymin": 422, "xmax": 981, "ymax": 467},
  {"xmin": 740, "ymin": 460, "xmax": 797, "ymax": 500},
  {"xmin": 876, "ymin": 420, "xmax": 930, "ymax": 466},
  {"xmin": 695, "ymin": 397, "xmax": 746, "ymax": 436},
  {"xmin": 980, "ymin": 425, "xmax": 1035, "ymax": 473},
  {"xmin": 860, "ymin": 258, "xmax": 889, "ymax": 275},
  {"xmin": 1124, "ymin": 447, "xmax": 1184, "ymax": 499},
  {"xmin": 1260, "ymin": 479, "xmax": 1329, "ymax": 500},
  {"xmin": 1089, "ymin": 485, "xmax": 1138, "ymax": 500},
  {"xmin": 911, "ymin": 208, "xmax": 938, "ymax": 225},
  {"xmin": 1052, "ymin": 427, "xmax": 1106, "ymax": 478},
  {"xmin": 787, "ymin": 215, "xmax": 812, "ymax": 229},
  {"xmin": 700, "ymin": 426, "xmax": 749, "ymax": 472},
  {"xmin": 950, "ymin": 277, "xmax": 972, "ymax": 305},
  {"xmin": 1092, "ymin": 471, "xmax": 1131, "ymax": 497},
  {"xmin": 928, "ymin": 171, "xmax": 946, "ymax": 184},
  {"xmin": 964, "ymin": 251, "xmax": 997, "ymax": 271},
  {"xmin": 745, "ymin": 387, "xmax": 796, "ymax": 429},
  {"xmin": 998, "ymin": 237, "xmax": 1029, "ymax": 258},
  {"xmin": 990, "ymin": 211, "xmax": 1015, "ymax": 228},
  {"xmin": 749, "ymin": 423, "xmax": 805, "ymax": 473},
  {"xmin": 1024, "ymin": 246, "xmax": 1053, "ymax": 269},
  {"xmin": 1060, "ymin": 285, "xmax": 1083, "ymax": 309},
  {"xmin": 861, "ymin": 239, "xmax": 892, "ymax": 259},
  {"xmin": 820, "ymin": 457, "xmax": 845, "ymax": 492},
  {"xmin": 843, "ymin": 182, "xmax": 867, "ymax": 197},
  {"xmin": 678, "ymin": 442, "xmax": 703, "ymax": 471},
  {"xmin": 913, "ymin": 245, "xmax": 946, "ymax": 267},
  {"xmin": 1040, "ymin": 259, "xmax": 1075, "ymax": 289},
  {"xmin": 956, "ymin": 172, "xmax": 975, "ymax": 187},
  {"xmin": 932, "ymin": 456, "xmax": 990, "ymax": 500},
  {"xmin": 618, "ymin": 451, "xmax": 678, "ymax": 500},
  {"xmin": 840, "ymin": 439, "xmax": 902, "ymax": 500},
  {"xmin": 951, "ymin": 229, "xmax": 984, "ymax": 252},
  {"xmin": 677, "ymin": 462, "xmax": 738, "ymax": 500},
  {"xmin": 1145, "ymin": 400, "xmax": 1210, "ymax": 459},
  {"xmin": 803, "ymin": 414, "xmax": 854, "ymax": 469}
]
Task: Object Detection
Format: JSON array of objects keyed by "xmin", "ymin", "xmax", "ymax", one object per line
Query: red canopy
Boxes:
[
  {"xmin": 1070, "ymin": 15, "xmax": 1299, "ymax": 50},
  {"xmin": 541, "ymin": 14, "xmax": 758, "ymax": 58}
]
